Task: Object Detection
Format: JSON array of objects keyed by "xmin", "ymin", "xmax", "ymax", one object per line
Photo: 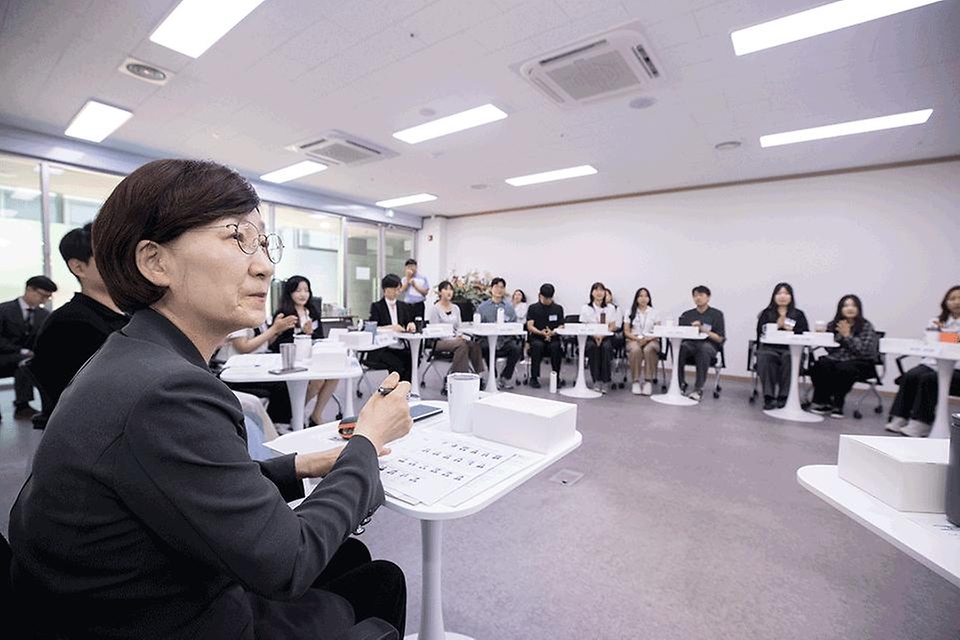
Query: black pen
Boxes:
[{"xmin": 377, "ymin": 385, "xmax": 396, "ymax": 396}]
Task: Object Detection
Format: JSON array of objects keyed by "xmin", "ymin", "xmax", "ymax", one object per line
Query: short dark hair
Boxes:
[
  {"xmin": 490, "ymin": 277, "xmax": 506, "ymax": 288},
  {"xmin": 404, "ymin": 258, "xmax": 417, "ymax": 266},
  {"xmin": 539, "ymin": 283, "xmax": 555, "ymax": 298},
  {"xmin": 59, "ymin": 223, "xmax": 94, "ymax": 265},
  {"xmin": 382, "ymin": 273, "xmax": 402, "ymax": 289},
  {"xmin": 437, "ymin": 280, "xmax": 453, "ymax": 292},
  {"xmin": 26, "ymin": 275, "xmax": 57, "ymax": 293},
  {"xmin": 692, "ymin": 285, "xmax": 711, "ymax": 297},
  {"xmin": 93, "ymin": 159, "xmax": 259, "ymax": 314}
]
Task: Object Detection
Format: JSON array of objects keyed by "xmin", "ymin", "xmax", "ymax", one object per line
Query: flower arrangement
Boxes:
[{"xmin": 443, "ymin": 269, "xmax": 491, "ymax": 304}]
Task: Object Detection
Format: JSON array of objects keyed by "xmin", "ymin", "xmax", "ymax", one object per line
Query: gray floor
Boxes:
[{"xmin": 2, "ymin": 365, "xmax": 959, "ymax": 639}]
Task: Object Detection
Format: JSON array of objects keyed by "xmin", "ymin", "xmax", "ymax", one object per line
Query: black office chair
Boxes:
[
  {"xmin": 561, "ymin": 314, "xmax": 582, "ymax": 363},
  {"xmin": 676, "ymin": 342, "xmax": 726, "ymax": 399},
  {"xmin": 805, "ymin": 331, "xmax": 886, "ymax": 418},
  {"xmin": 420, "ymin": 338, "xmax": 459, "ymax": 395}
]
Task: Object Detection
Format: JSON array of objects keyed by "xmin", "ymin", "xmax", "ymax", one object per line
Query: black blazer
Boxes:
[
  {"xmin": 0, "ymin": 297, "xmax": 50, "ymax": 355},
  {"xmin": 9, "ymin": 309, "xmax": 383, "ymax": 639},
  {"xmin": 369, "ymin": 298, "xmax": 415, "ymax": 329}
]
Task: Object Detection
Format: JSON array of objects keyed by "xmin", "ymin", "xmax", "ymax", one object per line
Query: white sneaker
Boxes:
[
  {"xmin": 885, "ymin": 416, "xmax": 909, "ymax": 433},
  {"xmin": 593, "ymin": 383, "xmax": 602, "ymax": 392},
  {"xmin": 631, "ymin": 382, "xmax": 641, "ymax": 395},
  {"xmin": 642, "ymin": 382, "xmax": 653, "ymax": 396},
  {"xmin": 498, "ymin": 377, "xmax": 515, "ymax": 390},
  {"xmin": 687, "ymin": 390, "xmax": 702, "ymax": 402},
  {"xmin": 901, "ymin": 419, "xmax": 932, "ymax": 438}
]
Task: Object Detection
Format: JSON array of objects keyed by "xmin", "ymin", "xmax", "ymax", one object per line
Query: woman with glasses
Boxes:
[
  {"xmin": 8, "ymin": 159, "xmax": 411, "ymax": 639},
  {"xmin": 274, "ymin": 275, "xmax": 339, "ymax": 426}
]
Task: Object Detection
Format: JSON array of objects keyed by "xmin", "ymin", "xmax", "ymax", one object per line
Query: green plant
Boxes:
[{"xmin": 443, "ymin": 270, "xmax": 491, "ymax": 304}]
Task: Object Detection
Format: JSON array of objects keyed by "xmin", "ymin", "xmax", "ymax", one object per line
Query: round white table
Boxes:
[
  {"xmin": 880, "ymin": 337, "xmax": 960, "ymax": 438},
  {"xmin": 555, "ymin": 324, "xmax": 613, "ymax": 399},
  {"xmin": 761, "ymin": 331, "xmax": 838, "ymax": 422},
  {"xmin": 387, "ymin": 331, "xmax": 427, "ymax": 399},
  {"xmin": 220, "ymin": 352, "xmax": 361, "ymax": 430},
  {"xmin": 458, "ymin": 322, "xmax": 527, "ymax": 393},
  {"xmin": 650, "ymin": 325, "xmax": 706, "ymax": 406}
]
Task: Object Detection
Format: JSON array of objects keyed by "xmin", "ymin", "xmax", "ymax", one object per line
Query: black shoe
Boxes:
[
  {"xmin": 830, "ymin": 407, "xmax": 844, "ymax": 419},
  {"xmin": 809, "ymin": 403, "xmax": 831, "ymax": 415},
  {"xmin": 776, "ymin": 397, "xmax": 787, "ymax": 409},
  {"xmin": 558, "ymin": 377, "xmax": 566, "ymax": 388},
  {"xmin": 763, "ymin": 396, "xmax": 776, "ymax": 410},
  {"xmin": 14, "ymin": 404, "xmax": 39, "ymax": 420},
  {"xmin": 529, "ymin": 378, "xmax": 541, "ymax": 388}
]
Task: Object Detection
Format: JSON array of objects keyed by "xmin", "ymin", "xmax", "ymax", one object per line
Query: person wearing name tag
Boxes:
[
  {"xmin": 678, "ymin": 285, "xmax": 726, "ymax": 402},
  {"xmin": 427, "ymin": 280, "xmax": 486, "ymax": 378},
  {"xmin": 368, "ymin": 273, "xmax": 417, "ymax": 382},
  {"xmin": 579, "ymin": 281, "xmax": 619, "ymax": 393},
  {"xmin": 476, "ymin": 277, "xmax": 521, "ymax": 390},
  {"xmin": 624, "ymin": 287, "xmax": 659, "ymax": 396},
  {"xmin": 526, "ymin": 283, "xmax": 566, "ymax": 389},
  {"xmin": 754, "ymin": 282, "xmax": 810, "ymax": 410}
]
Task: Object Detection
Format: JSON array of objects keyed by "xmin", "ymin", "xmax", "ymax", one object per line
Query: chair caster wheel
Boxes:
[
  {"xmin": 440, "ymin": 388, "xmax": 448, "ymax": 396},
  {"xmin": 873, "ymin": 406, "xmax": 883, "ymax": 414},
  {"xmin": 748, "ymin": 396, "xmax": 756, "ymax": 404},
  {"xmin": 356, "ymin": 390, "xmax": 363, "ymax": 398},
  {"xmin": 420, "ymin": 381, "xmax": 425, "ymax": 387},
  {"xmin": 336, "ymin": 413, "xmax": 343, "ymax": 420},
  {"xmin": 713, "ymin": 391, "xmax": 720, "ymax": 399},
  {"xmin": 853, "ymin": 410, "xmax": 863, "ymax": 419}
]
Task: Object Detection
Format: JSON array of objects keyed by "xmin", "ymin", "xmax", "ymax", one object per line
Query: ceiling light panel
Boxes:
[
  {"xmin": 150, "ymin": 0, "xmax": 267, "ymax": 58},
  {"xmin": 260, "ymin": 161, "xmax": 327, "ymax": 184},
  {"xmin": 392, "ymin": 104, "xmax": 507, "ymax": 144},
  {"xmin": 731, "ymin": 0, "xmax": 945, "ymax": 56},
  {"xmin": 64, "ymin": 101, "xmax": 133, "ymax": 143},
  {"xmin": 759, "ymin": 109, "xmax": 933, "ymax": 147},
  {"xmin": 505, "ymin": 165, "xmax": 598, "ymax": 187},
  {"xmin": 375, "ymin": 193, "xmax": 437, "ymax": 208}
]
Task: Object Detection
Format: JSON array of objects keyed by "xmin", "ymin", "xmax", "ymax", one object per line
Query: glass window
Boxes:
[
  {"xmin": 345, "ymin": 222, "xmax": 380, "ymax": 319},
  {"xmin": 0, "ymin": 154, "xmax": 44, "ymax": 304},
  {"xmin": 273, "ymin": 205, "xmax": 343, "ymax": 317},
  {"xmin": 384, "ymin": 227, "xmax": 416, "ymax": 281}
]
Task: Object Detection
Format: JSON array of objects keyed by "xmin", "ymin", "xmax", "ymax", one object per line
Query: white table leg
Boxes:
[
  {"xmin": 930, "ymin": 358, "xmax": 953, "ymax": 438},
  {"xmin": 285, "ymin": 379, "xmax": 309, "ymax": 430},
  {"xmin": 486, "ymin": 335, "xmax": 499, "ymax": 393},
  {"xmin": 765, "ymin": 343, "xmax": 823, "ymax": 423},
  {"xmin": 560, "ymin": 334, "xmax": 601, "ymax": 399},
  {"xmin": 652, "ymin": 337, "xmax": 697, "ymax": 406},
  {"xmin": 404, "ymin": 520, "xmax": 474, "ymax": 640},
  {"xmin": 410, "ymin": 337, "xmax": 422, "ymax": 399}
]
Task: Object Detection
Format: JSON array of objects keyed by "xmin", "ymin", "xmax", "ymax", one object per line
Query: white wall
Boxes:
[{"xmin": 440, "ymin": 161, "xmax": 960, "ymax": 388}]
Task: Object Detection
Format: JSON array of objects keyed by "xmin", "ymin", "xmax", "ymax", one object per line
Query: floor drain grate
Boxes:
[{"xmin": 548, "ymin": 469, "xmax": 584, "ymax": 486}]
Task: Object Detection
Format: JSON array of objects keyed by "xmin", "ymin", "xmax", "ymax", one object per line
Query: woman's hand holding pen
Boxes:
[{"xmin": 352, "ymin": 372, "xmax": 413, "ymax": 455}]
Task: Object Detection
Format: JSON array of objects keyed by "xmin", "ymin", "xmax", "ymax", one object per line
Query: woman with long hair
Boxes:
[
  {"xmin": 623, "ymin": 287, "xmax": 659, "ymax": 396},
  {"xmin": 809, "ymin": 294, "xmax": 879, "ymax": 418},
  {"xmin": 579, "ymin": 281, "xmax": 620, "ymax": 392},
  {"xmin": 428, "ymin": 280, "xmax": 487, "ymax": 382},
  {"xmin": 754, "ymin": 282, "xmax": 809, "ymax": 409},
  {"xmin": 886, "ymin": 285, "xmax": 960, "ymax": 437}
]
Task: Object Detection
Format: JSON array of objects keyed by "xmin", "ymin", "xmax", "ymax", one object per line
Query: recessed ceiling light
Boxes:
[
  {"xmin": 118, "ymin": 58, "xmax": 171, "ymax": 85},
  {"xmin": 731, "ymin": 0, "xmax": 944, "ymax": 56},
  {"xmin": 259, "ymin": 160, "xmax": 327, "ymax": 184},
  {"xmin": 150, "ymin": 0, "xmax": 266, "ymax": 58},
  {"xmin": 714, "ymin": 140, "xmax": 742, "ymax": 151},
  {"xmin": 375, "ymin": 193, "xmax": 437, "ymax": 208},
  {"xmin": 505, "ymin": 165, "xmax": 598, "ymax": 187},
  {"xmin": 393, "ymin": 104, "xmax": 507, "ymax": 144},
  {"xmin": 64, "ymin": 100, "xmax": 133, "ymax": 143},
  {"xmin": 760, "ymin": 109, "xmax": 933, "ymax": 148}
]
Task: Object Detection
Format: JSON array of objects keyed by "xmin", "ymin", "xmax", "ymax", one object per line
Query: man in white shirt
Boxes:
[{"xmin": 400, "ymin": 258, "xmax": 429, "ymax": 321}]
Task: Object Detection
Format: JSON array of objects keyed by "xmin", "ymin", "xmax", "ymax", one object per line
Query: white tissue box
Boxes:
[
  {"xmin": 837, "ymin": 435, "xmax": 949, "ymax": 512},
  {"xmin": 310, "ymin": 343, "xmax": 348, "ymax": 370},
  {"xmin": 472, "ymin": 393, "xmax": 577, "ymax": 453},
  {"xmin": 339, "ymin": 331, "xmax": 372, "ymax": 347}
]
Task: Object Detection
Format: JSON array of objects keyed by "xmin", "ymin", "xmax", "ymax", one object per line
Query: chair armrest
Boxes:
[{"xmin": 895, "ymin": 354, "xmax": 909, "ymax": 377}]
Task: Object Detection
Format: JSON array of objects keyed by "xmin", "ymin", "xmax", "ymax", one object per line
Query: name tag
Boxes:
[{"xmin": 548, "ymin": 314, "xmax": 558, "ymax": 322}]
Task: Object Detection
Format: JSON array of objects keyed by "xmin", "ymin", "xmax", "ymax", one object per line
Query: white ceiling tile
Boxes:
[
  {"xmin": 644, "ymin": 12, "xmax": 702, "ymax": 50},
  {"xmin": 276, "ymin": 19, "xmax": 361, "ymax": 67},
  {"xmin": 553, "ymin": 0, "xmax": 623, "ymax": 20},
  {"xmin": 328, "ymin": 0, "xmax": 433, "ymax": 41},
  {"xmin": 530, "ymin": 2, "xmax": 631, "ymax": 51},
  {"xmin": 469, "ymin": 0, "xmax": 570, "ymax": 52},
  {"xmin": 398, "ymin": 1, "xmax": 504, "ymax": 46}
]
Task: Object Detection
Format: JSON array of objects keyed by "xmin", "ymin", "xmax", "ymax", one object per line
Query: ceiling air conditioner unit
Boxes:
[
  {"xmin": 286, "ymin": 130, "xmax": 398, "ymax": 167},
  {"xmin": 516, "ymin": 20, "xmax": 664, "ymax": 108}
]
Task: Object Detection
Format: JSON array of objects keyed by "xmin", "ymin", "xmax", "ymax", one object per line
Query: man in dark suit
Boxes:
[
  {"xmin": 367, "ymin": 273, "xmax": 416, "ymax": 382},
  {"xmin": 30, "ymin": 224, "xmax": 128, "ymax": 425},
  {"xmin": 0, "ymin": 275, "xmax": 57, "ymax": 421}
]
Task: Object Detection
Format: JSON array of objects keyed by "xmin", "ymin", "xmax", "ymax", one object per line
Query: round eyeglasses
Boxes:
[{"xmin": 206, "ymin": 221, "xmax": 283, "ymax": 264}]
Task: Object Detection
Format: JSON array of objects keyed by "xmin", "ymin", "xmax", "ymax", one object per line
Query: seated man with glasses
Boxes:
[{"xmin": 0, "ymin": 275, "xmax": 57, "ymax": 421}]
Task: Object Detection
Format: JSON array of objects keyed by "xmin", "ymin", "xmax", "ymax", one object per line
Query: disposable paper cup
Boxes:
[
  {"xmin": 447, "ymin": 373, "xmax": 480, "ymax": 433},
  {"xmin": 814, "ymin": 321, "xmax": 827, "ymax": 332},
  {"xmin": 294, "ymin": 335, "xmax": 312, "ymax": 363}
]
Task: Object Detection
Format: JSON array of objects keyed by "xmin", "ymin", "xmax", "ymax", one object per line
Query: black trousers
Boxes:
[
  {"xmin": 810, "ymin": 357, "xmax": 875, "ymax": 409},
  {"xmin": 481, "ymin": 338, "xmax": 521, "ymax": 379},
  {"xmin": 890, "ymin": 364, "xmax": 960, "ymax": 424},
  {"xmin": 0, "ymin": 353, "xmax": 34, "ymax": 406},
  {"xmin": 224, "ymin": 381, "xmax": 293, "ymax": 423},
  {"xmin": 529, "ymin": 337, "xmax": 562, "ymax": 379},
  {"xmin": 678, "ymin": 340, "xmax": 718, "ymax": 392},
  {"xmin": 365, "ymin": 347, "xmax": 412, "ymax": 382},
  {"xmin": 585, "ymin": 336, "xmax": 615, "ymax": 383},
  {"xmin": 248, "ymin": 538, "xmax": 406, "ymax": 639},
  {"xmin": 755, "ymin": 345, "xmax": 792, "ymax": 400}
]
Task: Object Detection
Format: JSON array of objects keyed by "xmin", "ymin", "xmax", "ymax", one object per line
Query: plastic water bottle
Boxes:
[
  {"xmin": 496, "ymin": 307, "xmax": 505, "ymax": 324},
  {"xmin": 549, "ymin": 371, "xmax": 558, "ymax": 393},
  {"xmin": 473, "ymin": 312, "xmax": 482, "ymax": 325}
]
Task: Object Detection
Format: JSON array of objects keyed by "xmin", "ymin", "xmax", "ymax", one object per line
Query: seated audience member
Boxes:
[
  {"xmin": 623, "ymin": 287, "xmax": 659, "ymax": 396},
  {"xmin": 368, "ymin": 273, "xmax": 416, "ymax": 382},
  {"xmin": 579, "ymin": 281, "xmax": 620, "ymax": 393},
  {"xmin": 29, "ymin": 225, "xmax": 127, "ymax": 424},
  {"xmin": 678, "ymin": 285, "xmax": 726, "ymax": 401},
  {"xmin": 427, "ymin": 280, "xmax": 486, "ymax": 380},
  {"xmin": 886, "ymin": 285, "xmax": 960, "ymax": 437},
  {"xmin": 274, "ymin": 275, "xmax": 338, "ymax": 426},
  {"xmin": 476, "ymin": 277, "xmax": 521, "ymax": 389},
  {"xmin": 809, "ymin": 294, "xmax": 879, "ymax": 418},
  {"xmin": 512, "ymin": 289, "xmax": 528, "ymax": 325},
  {"xmin": 8, "ymin": 159, "xmax": 410, "ymax": 638},
  {"xmin": 400, "ymin": 258, "xmax": 429, "ymax": 321},
  {"xmin": 754, "ymin": 282, "xmax": 810, "ymax": 409},
  {"xmin": 526, "ymin": 283, "xmax": 565, "ymax": 389},
  {"xmin": 604, "ymin": 287, "xmax": 626, "ymax": 354},
  {"xmin": 0, "ymin": 275, "xmax": 57, "ymax": 420}
]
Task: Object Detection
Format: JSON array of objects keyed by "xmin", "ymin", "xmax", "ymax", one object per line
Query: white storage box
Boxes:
[
  {"xmin": 339, "ymin": 331, "xmax": 372, "ymax": 347},
  {"xmin": 310, "ymin": 342, "xmax": 348, "ymax": 370},
  {"xmin": 837, "ymin": 435, "xmax": 949, "ymax": 513},
  {"xmin": 472, "ymin": 392, "xmax": 577, "ymax": 454}
]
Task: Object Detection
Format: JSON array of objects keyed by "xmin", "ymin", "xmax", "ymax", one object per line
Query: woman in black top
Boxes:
[
  {"xmin": 809, "ymin": 294, "xmax": 879, "ymax": 418},
  {"xmin": 754, "ymin": 282, "xmax": 809, "ymax": 409}
]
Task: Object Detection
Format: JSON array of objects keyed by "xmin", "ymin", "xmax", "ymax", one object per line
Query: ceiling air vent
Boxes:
[
  {"xmin": 516, "ymin": 20, "xmax": 664, "ymax": 108},
  {"xmin": 286, "ymin": 130, "xmax": 398, "ymax": 167}
]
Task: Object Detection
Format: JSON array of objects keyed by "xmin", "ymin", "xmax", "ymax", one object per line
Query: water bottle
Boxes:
[
  {"xmin": 925, "ymin": 318, "xmax": 940, "ymax": 344},
  {"xmin": 549, "ymin": 371, "xmax": 558, "ymax": 393},
  {"xmin": 496, "ymin": 307, "xmax": 505, "ymax": 324},
  {"xmin": 473, "ymin": 311, "xmax": 482, "ymax": 325}
]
